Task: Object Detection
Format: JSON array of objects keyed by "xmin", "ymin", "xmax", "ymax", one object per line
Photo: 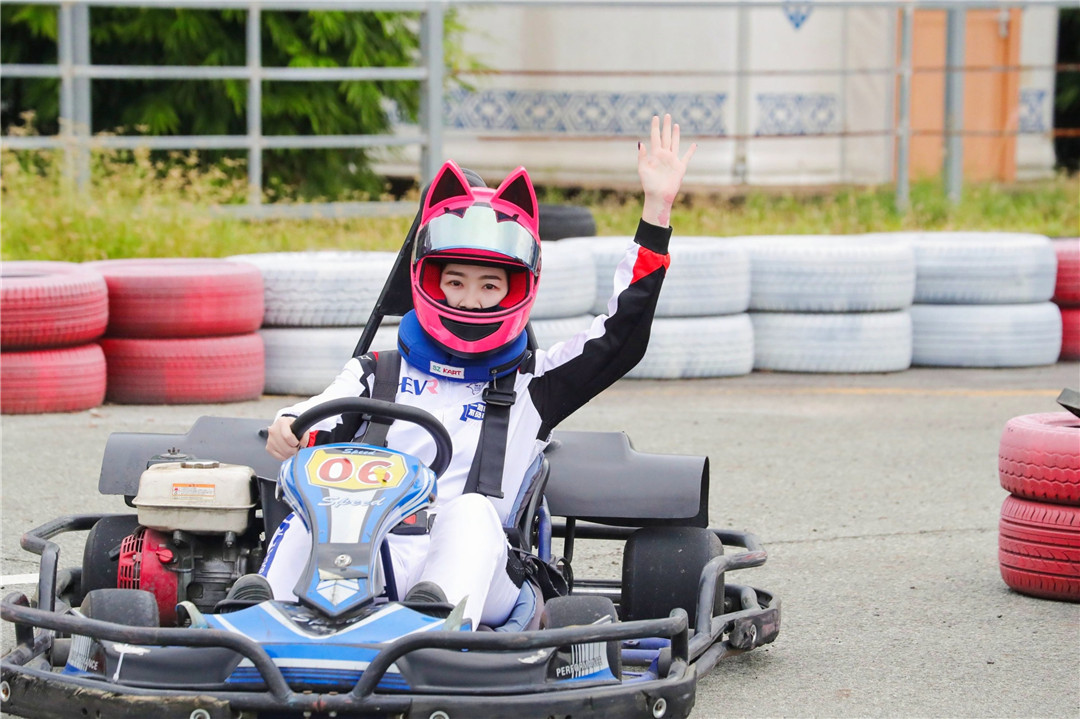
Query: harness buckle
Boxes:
[{"xmin": 482, "ymin": 385, "xmax": 517, "ymax": 407}]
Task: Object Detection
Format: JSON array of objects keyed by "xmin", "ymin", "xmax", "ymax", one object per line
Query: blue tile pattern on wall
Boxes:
[
  {"xmin": 783, "ymin": 2, "xmax": 814, "ymax": 29},
  {"xmin": 445, "ymin": 89, "xmax": 727, "ymax": 135},
  {"xmin": 1018, "ymin": 88, "xmax": 1048, "ymax": 134},
  {"xmin": 756, "ymin": 93, "xmax": 839, "ymax": 136}
]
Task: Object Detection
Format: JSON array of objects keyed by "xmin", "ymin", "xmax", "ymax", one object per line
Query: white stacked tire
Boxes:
[
  {"xmin": 1, "ymin": 262, "xmax": 109, "ymax": 414},
  {"xmin": 867, "ymin": 233, "xmax": 1061, "ymax": 368},
  {"xmin": 997, "ymin": 410, "xmax": 1080, "ymax": 602},
  {"xmin": 88, "ymin": 259, "xmax": 265, "ymax": 404},
  {"xmin": 543, "ymin": 236, "xmax": 754, "ymax": 379},
  {"xmin": 1053, "ymin": 238, "xmax": 1080, "ymax": 361},
  {"xmin": 736, "ymin": 235, "xmax": 915, "ymax": 373}
]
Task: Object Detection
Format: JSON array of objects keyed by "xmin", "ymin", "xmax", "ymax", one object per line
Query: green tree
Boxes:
[{"xmin": 1, "ymin": 5, "xmax": 467, "ymax": 199}]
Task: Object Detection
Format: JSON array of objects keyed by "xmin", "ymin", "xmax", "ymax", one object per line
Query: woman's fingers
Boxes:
[
  {"xmin": 650, "ymin": 114, "xmax": 661, "ymax": 153},
  {"xmin": 662, "ymin": 113, "xmax": 672, "ymax": 149}
]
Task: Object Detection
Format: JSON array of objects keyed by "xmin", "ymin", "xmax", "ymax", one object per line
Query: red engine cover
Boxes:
[{"xmin": 117, "ymin": 528, "xmax": 178, "ymax": 625}]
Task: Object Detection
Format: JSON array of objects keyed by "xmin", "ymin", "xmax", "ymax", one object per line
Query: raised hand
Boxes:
[{"xmin": 638, "ymin": 113, "xmax": 696, "ymax": 227}]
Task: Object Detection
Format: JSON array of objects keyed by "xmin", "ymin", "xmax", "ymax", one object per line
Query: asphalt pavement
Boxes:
[{"xmin": 2, "ymin": 363, "xmax": 1078, "ymax": 718}]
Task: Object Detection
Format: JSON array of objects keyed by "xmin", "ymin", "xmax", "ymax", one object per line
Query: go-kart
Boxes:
[
  {"xmin": 1, "ymin": 392, "xmax": 779, "ymax": 718},
  {"xmin": 1, "ymin": 168, "xmax": 779, "ymax": 718}
]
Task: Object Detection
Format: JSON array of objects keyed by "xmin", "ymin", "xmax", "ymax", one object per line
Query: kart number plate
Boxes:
[{"xmin": 306, "ymin": 448, "xmax": 408, "ymax": 491}]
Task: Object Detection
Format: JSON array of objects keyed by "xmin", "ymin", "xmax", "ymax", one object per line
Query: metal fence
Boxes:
[{"xmin": 1, "ymin": 0, "xmax": 1075, "ymax": 217}]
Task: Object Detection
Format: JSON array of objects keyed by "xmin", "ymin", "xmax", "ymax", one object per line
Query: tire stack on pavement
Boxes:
[
  {"xmin": 227, "ymin": 252, "xmax": 401, "ymax": 396},
  {"xmin": 543, "ymin": 236, "xmax": 753, "ymax": 379},
  {"xmin": 88, "ymin": 259, "xmax": 266, "ymax": 404},
  {"xmin": 735, "ymin": 235, "xmax": 915, "ymax": 374},
  {"xmin": 890, "ymin": 232, "xmax": 1061, "ymax": 368},
  {"xmin": 1052, "ymin": 238, "xmax": 1080, "ymax": 361},
  {"xmin": 997, "ymin": 405, "xmax": 1080, "ymax": 602},
  {"xmin": 1, "ymin": 262, "xmax": 109, "ymax": 414}
]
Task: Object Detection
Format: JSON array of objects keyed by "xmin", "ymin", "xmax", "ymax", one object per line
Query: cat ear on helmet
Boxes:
[
  {"xmin": 421, "ymin": 160, "xmax": 477, "ymax": 226},
  {"xmin": 491, "ymin": 166, "xmax": 540, "ymax": 238}
]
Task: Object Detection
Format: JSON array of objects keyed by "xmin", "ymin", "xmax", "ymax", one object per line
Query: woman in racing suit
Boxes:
[{"xmin": 263, "ymin": 114, "xmax": 696, "ymax": 630}]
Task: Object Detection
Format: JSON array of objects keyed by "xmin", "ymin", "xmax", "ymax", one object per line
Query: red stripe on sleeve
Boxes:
[{"xmin": 631, "ymin": 247, "xmax": 671, "ymax": 283}]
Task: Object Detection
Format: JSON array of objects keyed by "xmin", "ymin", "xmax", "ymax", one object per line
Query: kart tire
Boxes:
[
  {"xmin": 910, "ymin": 303, "xmax": 1062, "ymax": 368},
  {"xmin": 737, "ymin": 234, "xmax": 915, "ymax": 312},
  {"xmin": 530, "ymin": 241, "xmax": 597, "ymax": 319},
  {"xmin": 1053, "ymin": 238, "xmax": 1080, "ymax": 306},
  {"xmin": 0, "ymin": 344, "xmax": 107, "ymax": 415},
  {"xmin": 540, "ymin": 595, "xmax": 622, "ymax": 679},
  {"xmin": 538, "ymin": 203, "xmax": 596, "ymax": 242},
  {"xmin": 88, "ymin": 259, "xmax": 264, "ymax": 338},
  {"xmin": 751, "ymin": 310, "xmax": 913, "ymax": 373},
  {"xmin": 80, "ymin": 515, "xmax": 141, "ymax": 602},
  {"xmin": 1061, "ymin": 307, "xmax": 1080, "ymax": 361},
  {"xmin": 81, "ymin": 588, "xmax": 160, "ymax": 626},
  {"xmin": 261, "ymin": 325, "xmax": 399, "ymax": 396},
  {"xmin": 999, "ymin": 495, "xmax": 1080, "ymax": 602},
  {"xmin": 581, "ymin": 236, "xmax": 751, "ymax": 318},
  {"xmin": 622, "ymin": 526, "xmax": 724, "ymax": 628},
  {"xmin": 101, "ymin": 334, "xmax": 264, "ymax": 404},
  {"xmin": 869, "ymin": 232, "xmax": 1057, "ymax": 304},
  {"xmin": 998, "ymin": 412, "xmax": 1080, "ymax": 505},
  {"xmin": 0, "ymin": 261, "xmax": 109, "ymax": 350},
  {"xmin": 227, "ymin": 251, "xmax": 397, "ymax": 327}
]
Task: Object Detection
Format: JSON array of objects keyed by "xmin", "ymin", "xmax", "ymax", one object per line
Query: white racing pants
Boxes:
[{"xmin": 260, "ymin": 494, "xmax": 521, "ymax": 629}]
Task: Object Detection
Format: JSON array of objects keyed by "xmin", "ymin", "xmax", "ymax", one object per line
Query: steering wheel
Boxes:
[{"xmin": 290, "ymin": 397, "xmax": 452, "ymax": 478}]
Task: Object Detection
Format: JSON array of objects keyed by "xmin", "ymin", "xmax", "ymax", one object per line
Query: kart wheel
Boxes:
[
  {"xmin": 80, "ymin": 515, "xmax": 141, "ymax": 602},
  {"xmin": 81, "ymin": 589, "xmax": 160, "ymax": 626},
  {"xmin": 540, "ymin": 595, "xmax": 622, "ymax": 679},
  {"xmin": 622, "ymin": 526, "xmax": 724, "ymax": 627}
]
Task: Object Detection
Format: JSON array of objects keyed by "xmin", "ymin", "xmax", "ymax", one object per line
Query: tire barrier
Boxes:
[
  {"xmin": 1, "ymin": 261, "xmax": 109, "ymax": 350},
  {"xmin": 999, "ymin": 412, "xmax": 1080, "ymax": 505},
  {"xmin": 1051, "ymin": 238, "xmax": 1080, "ymax": 306},
  {"xmin": 898, "ymin": 232, "xmax": 1057, "ymax": 305},
  {"xmin": 997, "ymin": 411, "xmax": 1080, "ymax": 602},
  {"xmin": 1053, "ymin": 238, "xmax": 1080, "ymax": 361},
  {"xmin": 750, "ymin": 311, "xmax": 913, "ymax": 374},
  {"xmin": 531, "ymin": 242, "xmax": 597, "ymax": 320},
  {"xmin": 572, "ymin": 236, "xmax": 750, "ymax": 318},
  {"xmin": 226, "ymin": 252, "xmax": 398, "ymax": 327},
  {"xmin": 737, "ymin": 235, "xmax": 915, "ymax": 313},
  {"xmin": 0, "ymin": 262, "xmax": 109, "ymax": 414},
  {"xmin": 734, "ymin": 235, "xmax": 914, "ymax": 373},
  {"xmin": 101, "ymin": 335, "xmax": 265, "ymax": 405},
  {"xmin": 0, "ymin": 344, "xmax": 108, "ymax": 414},
  {"xmin": 88, "ymin": 258, "xmax": 264, "ymax": 338},
  {"xmin": 537, "ymin": 203, "xmax": 597, "ymax": 242},
  {"xmin": 530, "ymin": 314, "xmax": 755, "ymax": 380},
  {"xmin": 910, "ymin": 303, "xmax": 1063, "ymax": 368},
  {"xmin": 864, "ymin": 232, "xmax": 1063, "ymax": 368},
  {"xmin": 261, "ymin": 325, "xmax": 399, "ymax": 396},
  {"xmin": 89, "ymin": 258, "xmax": 266, "ymax": 405}
]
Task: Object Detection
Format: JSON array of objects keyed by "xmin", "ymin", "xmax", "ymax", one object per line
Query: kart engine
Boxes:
[{"xmin": 117, "ymin": 459, "xmax": 263, "ymax": 625}]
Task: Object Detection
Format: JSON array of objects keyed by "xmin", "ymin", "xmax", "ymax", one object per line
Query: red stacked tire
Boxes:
[
  {"xmin": 88, "ymin": 259, "xmax": 265, "ymax": 404},
  {"xmin": 1053, "ymin": 238, "xmax": 1080, "ymax": 361},
  {"xmin": 998, "ymin": 411, "xmax": 1080, "ymax": 602},
  {"xmin": 1, "ymin": 262, "xmax": 109, "ymax": 414}
]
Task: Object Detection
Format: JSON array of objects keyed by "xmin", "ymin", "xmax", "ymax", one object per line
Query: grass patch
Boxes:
[{"xmin": 2, "ymin": 146, "xmax": 1077, "ymax": 262}]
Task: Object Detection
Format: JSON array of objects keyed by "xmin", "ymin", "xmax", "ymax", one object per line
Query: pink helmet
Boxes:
[{"xmin": 411, "ymin": 160, "xmax": 541, "ymax": 357}]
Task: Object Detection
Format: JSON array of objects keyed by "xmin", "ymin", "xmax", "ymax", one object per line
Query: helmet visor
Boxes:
[{"xmin": 417, "ymin": 206, "xmax": 540, "ymax": 275}]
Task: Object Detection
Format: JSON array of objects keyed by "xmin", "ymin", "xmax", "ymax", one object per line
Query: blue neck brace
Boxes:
[{"xmin": 396, "ymin": 311, "xmax": 527, "ymax": 381}]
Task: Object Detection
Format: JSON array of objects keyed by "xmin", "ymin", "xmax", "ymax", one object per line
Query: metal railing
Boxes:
[{"xmin": 1, "ymin": 0, "xmax": 1075, "ymax": 217}]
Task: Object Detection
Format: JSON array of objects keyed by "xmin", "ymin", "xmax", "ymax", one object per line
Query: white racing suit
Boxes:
[{"xmin": 262, "ymin": 220, "xmax": 672, "ymax": 628}]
